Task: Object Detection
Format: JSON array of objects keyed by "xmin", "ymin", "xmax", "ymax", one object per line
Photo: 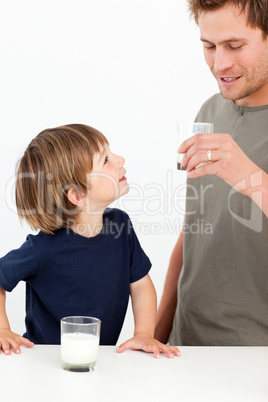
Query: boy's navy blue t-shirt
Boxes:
[{"xmin": 0, "ymin": 208, "xmax": 151, "ymax": 345}]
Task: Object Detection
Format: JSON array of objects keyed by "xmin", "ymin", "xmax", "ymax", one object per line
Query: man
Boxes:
[{"xmin": 155, "ymin": 0, "xmax": 268, "ymax": 346}]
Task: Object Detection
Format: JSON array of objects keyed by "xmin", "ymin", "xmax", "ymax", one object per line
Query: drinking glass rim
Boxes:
[{"xmin": 61, "ymin": 316, "xmax": 101, "ymax": 325}]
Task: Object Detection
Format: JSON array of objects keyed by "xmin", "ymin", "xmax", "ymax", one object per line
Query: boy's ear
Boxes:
[{"xmin": 67, "ymin": 188, "xmax": 87, "ymax": 206}]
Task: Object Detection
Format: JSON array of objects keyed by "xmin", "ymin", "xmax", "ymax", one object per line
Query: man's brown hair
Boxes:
[
  {"xmin": 15, "ymin": 124, "xmax": 108, "ymax": 234},
  {"xmin": 187, "ymin": 0, "xmax": 268, "ymax": 36}
]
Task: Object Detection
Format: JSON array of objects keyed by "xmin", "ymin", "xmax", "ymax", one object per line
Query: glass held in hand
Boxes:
[{"xmin": 177, "ymin": 122, "xmax": 214, "ymax": 170}]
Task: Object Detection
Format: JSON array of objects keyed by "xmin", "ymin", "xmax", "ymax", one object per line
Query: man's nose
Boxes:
[{"xmin": 214, "ymin": 48, "xmax": 234, "ymax": 74}]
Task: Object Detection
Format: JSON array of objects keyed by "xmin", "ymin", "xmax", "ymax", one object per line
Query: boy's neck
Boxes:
[{"xmin": 71, "ymin": 209, "xmax": 104, "ymax": 238}]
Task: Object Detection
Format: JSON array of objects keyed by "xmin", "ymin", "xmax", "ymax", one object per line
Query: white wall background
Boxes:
[{"xmin": 0, "ymin": 0, "xmax": 218, "ymax": 345}]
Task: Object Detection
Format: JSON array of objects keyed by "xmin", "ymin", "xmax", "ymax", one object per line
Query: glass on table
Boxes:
[
  {"xmin": 61, "ymin": 316, "xmax": 101, "ymax": 372},
  {"xmin": 177, "ymin": 122, "xmax": 214, "ymax": 170}
]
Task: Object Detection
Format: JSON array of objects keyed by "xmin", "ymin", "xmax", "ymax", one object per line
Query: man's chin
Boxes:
[
  {"xmin": 218, "ymin": 82, "xmax": 251, "ymax": 103},
  {"xmin": 219, "ymin": 87, "xmax": 241, "ymax": 102}
]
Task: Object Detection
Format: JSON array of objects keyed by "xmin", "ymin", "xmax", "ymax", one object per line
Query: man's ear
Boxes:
[{"xmin": 67, "ymin": 188, "xmax": 87, "ymax": 206}]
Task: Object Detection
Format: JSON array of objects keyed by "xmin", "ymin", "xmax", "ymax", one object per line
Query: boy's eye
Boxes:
[{"xmin": 104, "ymin": 156, "xmax": 109, "ymax": 165}]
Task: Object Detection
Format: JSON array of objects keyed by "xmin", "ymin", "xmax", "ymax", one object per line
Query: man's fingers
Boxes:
[{"xmin": 185, "ymin": 149, "xmax": 222, "ymax": 172}]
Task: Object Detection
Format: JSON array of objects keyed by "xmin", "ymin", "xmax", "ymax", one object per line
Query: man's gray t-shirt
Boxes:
[{"xmin": 169, "ymin": 94, "xmax": 268, "ymax": 346}]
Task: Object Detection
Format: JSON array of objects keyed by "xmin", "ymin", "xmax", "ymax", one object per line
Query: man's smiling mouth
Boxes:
[{"xmin": 220, "ymin": 76, "xmax": 241, "ymax": 83}]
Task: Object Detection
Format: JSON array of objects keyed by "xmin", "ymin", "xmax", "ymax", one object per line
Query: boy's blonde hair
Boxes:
[{"xmin": 15, "ymin": 124, "xmax": 108, "ymax": 234}]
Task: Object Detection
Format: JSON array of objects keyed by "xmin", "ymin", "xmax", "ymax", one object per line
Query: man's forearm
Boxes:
[
  {"xmin": 155, "ymin": 231, "xmax": 184, "ymax": 343},
  {"xmin": 244, "ymin": 170, "xmax": 268, "ymax": 218}
]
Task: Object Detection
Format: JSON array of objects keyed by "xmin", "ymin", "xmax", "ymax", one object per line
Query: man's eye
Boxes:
[
  {"xmin": 104, "ymin": 156, "xmax": 109, "ymax": 165},
  {"xmin": 205, "ymin": 45, "xmax": 215, "ymax": 50},
  {"xmin": 229, "ymin": 45, "xmax": 242, "ymax": 50}
]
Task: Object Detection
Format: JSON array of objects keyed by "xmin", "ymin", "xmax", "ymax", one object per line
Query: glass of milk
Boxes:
[
  {"xmin": 177, "ymin": 122, "xmax": 214, "ymax": 170},
  {"xmin": 61, "ymin": 316, "xmax": 101, "ymax": 372}
]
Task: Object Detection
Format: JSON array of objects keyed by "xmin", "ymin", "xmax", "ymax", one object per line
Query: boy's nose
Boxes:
[{"xmin": 117, "ymin": 155, "xmax": 125, "ymax": 167}]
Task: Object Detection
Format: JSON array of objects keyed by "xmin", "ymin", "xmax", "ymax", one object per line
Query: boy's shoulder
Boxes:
[
  {"xmin": 25, "ymin": 230, "xmax": 50, "ymax": 245},
  {"xmin": 25, "ymin": 229, "xmax": 66, "ymax": 251},
  {"xmin": 26, "ymin": 209, "xmax": 132, "ymax": 248},
  {"xmin": 103, "ymin": 208, "xmax": 133, "ymax": 238},
  {"xmin": 0, "ymin": 231, "xmax": 55, "ymax": 266},
  {"xmin": 104, "ymin": 207, "xmax": 130, "ymax": 222}
]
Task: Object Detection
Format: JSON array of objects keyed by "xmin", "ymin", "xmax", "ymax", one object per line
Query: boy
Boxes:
[{"xmin": 0, "ymin": 124, "xmax": 180, "ymax": 358}]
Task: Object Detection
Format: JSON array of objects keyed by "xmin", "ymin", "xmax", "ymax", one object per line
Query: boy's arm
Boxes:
[
  {"xmin": 116, "ymin": 274, "xmax": 180, "ymax": 358},
  {"xmin": 154, "ymin": 230, "xmax": 184, "ymax": 343},
  {"xmin": 0, "ymin": 285, "xmax": 34, "ymax": 354}
]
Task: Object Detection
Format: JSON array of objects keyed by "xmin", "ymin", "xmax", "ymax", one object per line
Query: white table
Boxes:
[{"xmin": 1, "ymin": 345, "xmax": 268, "ymax": 402}]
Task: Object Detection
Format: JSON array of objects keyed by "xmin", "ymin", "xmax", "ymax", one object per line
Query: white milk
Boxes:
[{"xmin": 61, "ymin": 332, "xmax": 99, "ymax": 365}]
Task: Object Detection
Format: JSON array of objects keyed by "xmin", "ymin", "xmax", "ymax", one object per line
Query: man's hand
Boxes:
[
  {"xmin": 0, "ymin": 329, "xmax": 34, "ymax": 355},
  {"xmin": 179, "ymin": 133, "xmax": 261, "ymax": 194},
  {"xmin": 117, "ymin": 333, "xmax": 181, "ymax": 359}
]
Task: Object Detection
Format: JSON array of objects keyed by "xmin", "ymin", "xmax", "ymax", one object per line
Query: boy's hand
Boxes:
[
  {"xmin": 0, "ymin": 329, "xmax": 34, "ymax": 355},
  {"xmin": 116, "ymin": 333, "xmax": 181, "ymax": 359}
]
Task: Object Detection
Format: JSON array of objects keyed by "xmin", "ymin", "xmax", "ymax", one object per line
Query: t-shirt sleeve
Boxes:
[
  {"xmin": 0, "ymin": 235, "xmax": 39, "ymax": 292},
  {"xmin": 127, "ymin": 215, "xmax": 152, "ymax": 283}
]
